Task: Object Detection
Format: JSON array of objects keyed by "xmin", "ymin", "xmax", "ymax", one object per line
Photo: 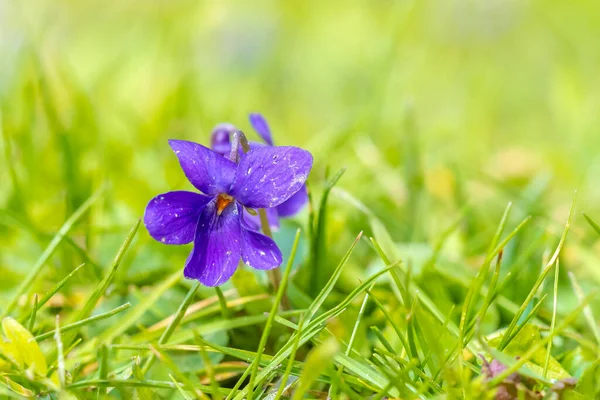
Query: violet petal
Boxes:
[
  {"xmin": 230, "ymin": 146, "xmax": 313, "ymax": 209},
  {"xmin": 144, "ymin": 191, "xmax": 212, "ymax": 245},
  {"xmin": 184, "ymin": 199, "xmax": 241, "ymax": 286},
  {"xmin": 249, "ymin": 113, "xmax": 274, "ymax": 146},
  {"xmin": 276, "ymin": 184, "xmax": 308, "ymax": 217},
  {"xmin": 243, "ymin": 207, "xmax": 280, "ymax": 232},
  {"xmin": 241, "ymin": 227, "xmax": 283, "ymax": 270},
  {"xmin": 211, "ymin": 123, "xmax": 236, "ymax": 157},
  {"xmin": 169, "ymin": 139, "xmax": 236, "ymax": 195}
]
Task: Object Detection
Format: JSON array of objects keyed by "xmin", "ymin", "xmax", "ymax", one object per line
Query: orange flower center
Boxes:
[{"xmin": 216, "ymin": 194, "xmax": 234, "ymax": 215}]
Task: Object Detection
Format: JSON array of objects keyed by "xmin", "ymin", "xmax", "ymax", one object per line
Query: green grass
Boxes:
[{"xmin": 2, "ymin": 0, "xmax": 600, "ymax": 398}]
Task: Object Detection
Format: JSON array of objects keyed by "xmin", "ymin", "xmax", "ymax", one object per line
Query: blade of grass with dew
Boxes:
[
  {"xmin": 247, "ymin": 228, "xmax": 300, "ymax": 399},
  {"xmin": 141, "ymin": 282, "xmax": 200, "ymax": 374},
  {"xmin": 2, "ymin": 187, "xmax": 103, "ymax": 317}
]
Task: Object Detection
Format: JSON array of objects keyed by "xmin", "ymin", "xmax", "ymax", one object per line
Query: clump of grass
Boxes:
[{"xmin": 0, "ymin": 169, "xmax": 597, "ymax": 399}]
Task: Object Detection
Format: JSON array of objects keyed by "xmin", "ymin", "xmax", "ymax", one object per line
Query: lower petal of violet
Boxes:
[
  {"xmin": 144, "ymin": 191, "xmax": 213, "ymax": 245},
  {"xmin": 240, "ymin": 226, "xmax": 283, "ymax": 270},
  {"xmin": 184, "ymin": 199, "xmax": 241, "ymax": 286},
  {"xmin": 276, "ymin": 184, "xmax": 308, "ymax": 218}
]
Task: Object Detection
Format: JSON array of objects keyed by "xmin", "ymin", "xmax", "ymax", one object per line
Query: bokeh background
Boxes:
[{"xmin": 2, "ymin": 0, "xmax": 600, "ymax": 323}]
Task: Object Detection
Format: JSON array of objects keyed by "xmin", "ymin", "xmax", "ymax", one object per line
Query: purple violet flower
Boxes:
[
  {"xmin": 210, "ymin": 113, "xmax": 309, "ymax": 231},
  {"xmin": 144, "ymin": 139, "xmax": 313, "ymax": 286}
]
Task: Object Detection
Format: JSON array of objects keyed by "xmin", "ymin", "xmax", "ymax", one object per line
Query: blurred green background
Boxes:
[{"xmin": 2, "ymin": 0, "xmax": 600, "ymax": 311}]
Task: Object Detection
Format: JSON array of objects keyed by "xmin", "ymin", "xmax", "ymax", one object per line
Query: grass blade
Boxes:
[
  {"xmin": 307, "ymin": 231, "xmax": 363, "ymax": 322},
  {"xmin": 21, "ymin": 263, "xmax": 86, "ymax": 325},
  {"xmin": 543, "ymin": 260, "xmax": 560, "ymax": 378},
  {"xmin": 2, "ymin": 187, "xmax": 103, "ymax": 317},
  {"xmin": 63, "ymin": 219, "xmax": 140, "ymax": 347},
  {"xmin": 142, "ymin": 282, "xmax": 200, "ymax": 374},
  {"xmin": 274, "ymin": 314, "xmax": 305, "ymax": 400},
  {"xmin": 35, "ymin": 302, "xmax": 131, "ymax": 341},
  {"xmin": 309, "ymin": 168, "xmax": 346, "ymax": 296},
  {"xmin": 247, "ymin": 229, "xmax": 301, "ymax": 399},
  {"xmin": 568, "ymin": 271, "xmax": 600, "ymax": 345},
  {"xmin": 98, "ymin": 270, "xmax": 180, "ymax": 343},
  {"xmin": 499, "ymin": 193, "xmax": 576, "ymax": 350},
  {"xmin": 54, "ymin": 316, "xmax": 65, "ymax": 388}
]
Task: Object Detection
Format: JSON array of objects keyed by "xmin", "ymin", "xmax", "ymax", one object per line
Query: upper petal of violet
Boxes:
[
  {"xmin": 144, "ymin": 191, "xmax": 212, "ymax": 245},
  {"xmin": 249, "ymin": 113, "xmax": 274, "ymax": 146},
  {"xmin": 169, "ymin": 139, "xmax": 237, "ymax": 195},
  {"xmin": 229, "ymin": 146, "xmax": 313, "ymax": 209},
  {"xmin": 183, "ymin": 198, "xmax": 242, "ymax": 286}
]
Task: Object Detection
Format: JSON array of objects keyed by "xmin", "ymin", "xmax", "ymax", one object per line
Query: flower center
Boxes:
[{"xmin": 216, "ymin": 193, "xmax": 234, "ymax": 215}]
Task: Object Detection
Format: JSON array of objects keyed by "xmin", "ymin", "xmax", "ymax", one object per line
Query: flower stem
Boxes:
[{"xmin": 259, "ymin": 208, "xmax": 290, "ymax": 310}]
